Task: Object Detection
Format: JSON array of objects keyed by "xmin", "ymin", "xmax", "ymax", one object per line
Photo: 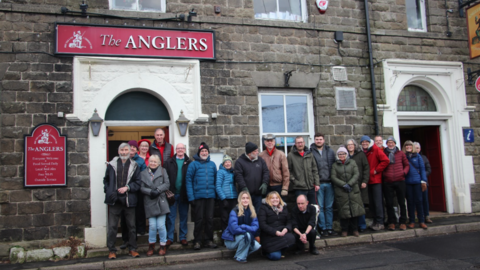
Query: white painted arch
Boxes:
[
  {"xmin": 380, "ymin": 59, "xmax": 475, "ymax": 214},
  {"xmin": 69, "ymin": 57, "xmax": 206, "ymax": 248}
]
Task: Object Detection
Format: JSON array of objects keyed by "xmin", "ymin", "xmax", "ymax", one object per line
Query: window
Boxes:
[
  {"xmin": 110, "ymin": 0, "xmax": 165, "ymax": 12},
  {"xmin": 397, "ymin": 85, "xmax": 436, "ymax": 111},
  {"xmin": 406, "ymin": 0, "xmax": 427, "ymax": 32},
  {"xmin": 259, "ymin": 91, "xmax": 314, "ymax": 154},
  {"xmin": 253, "ymin": 0, "xmax": 308, "ymax": 23}
]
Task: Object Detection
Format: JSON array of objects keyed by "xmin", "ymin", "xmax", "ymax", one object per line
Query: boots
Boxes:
[
  {"xmin": 146, "ymin": 243, "xmax": 155, "ymax": 257},
  {"xmin": 159, "ymin": 245, "xmax": 167, "ymax": 256}
]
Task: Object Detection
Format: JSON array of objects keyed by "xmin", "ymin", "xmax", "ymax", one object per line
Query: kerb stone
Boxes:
[
  {"xmin": 9, "ymin": 247, "xmax": 26, "ymax": 264},
  {"xmin": 372, "ymin": 230, "xmax": 416, "ymax": 242},
  {"xmin": 455, "ymin": 222, "xmax": 480, "ymax": 232},
  {"xmin": 324, "ymin": 234, "xmax": 372, "ymax": 247},
  {"xmin": 414, "ymin": 225, "xmax": 456, "ymax": 237},
  {"xmin": 25, "ymin": 248, "xmax": 54, "ymax": 262},
  {"xmin": 41, "ymin": 262, "xmax": 104, "ymax": 270},
  {"xmin": 53, "ymin": 246, "xmax": 71, "ymax": 259},
  {"xmin": 104, "ymin": 256, "xmax": 165, "ymax": 269},
  {"xmin": 165, "ymin": 250, "xmax": 222, "ymax": 264}
]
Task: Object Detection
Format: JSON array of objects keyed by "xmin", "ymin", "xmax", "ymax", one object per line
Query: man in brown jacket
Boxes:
[{"xmin": 259, "ymin": 134, "xmax": 290, "ymax": 200}]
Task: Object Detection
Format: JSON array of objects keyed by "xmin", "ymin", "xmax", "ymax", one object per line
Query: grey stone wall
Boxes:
[{"xmin": 0, "ymin": 0, "xmax": 479, "ymax": 246}]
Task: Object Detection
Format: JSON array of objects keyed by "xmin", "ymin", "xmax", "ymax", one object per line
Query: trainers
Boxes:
[
  {"xmin": 387, "ymin": 224, "xmax": 395, "ymax": 231},
  {"xmin": 419, "ymin": 223, "xmax": 428, "ymax": 230},
  {"xmin": 425, "ymin": 217, "xmax": 433, "ymax": 223},
  {"xmin": 235, "ymin": 258, "xmax": 247, "ymax": 263},
  {"xmin": 407, "ymin": 223, "xmax": 415, "ymax": 229},
  {"xmin": 399, "ymin": 224, "xmax": 407, "ymax": 231},
  {"xmin": 204, "ymin": 241, "xmax": 217, "ymax": 248},
  {"xmin": 129, "ymin": 250, "xmax": 140, "ymax": 258},
  {"xmin": 193, "ymin": 242, "xmax": 201, "ymax": 250},
  {"xmin": 327, "ymin": 230, "xmax": 338, "ymax": 236},
  {"xmin": 108, "ymin": 251, "xmax": 116, "ymax": 259}
]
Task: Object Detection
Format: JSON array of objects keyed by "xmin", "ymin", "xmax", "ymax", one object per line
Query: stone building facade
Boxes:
[{"xmin": 0, "ymin": 0, "xmax": 479, "ymax": 254}]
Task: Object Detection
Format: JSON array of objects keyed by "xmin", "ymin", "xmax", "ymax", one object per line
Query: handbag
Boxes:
[{"xmin": 162, "ymin": 168, "xmax": 176, "ymax": 206}]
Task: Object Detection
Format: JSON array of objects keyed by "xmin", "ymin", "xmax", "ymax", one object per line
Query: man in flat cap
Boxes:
[{"xmin": 259, "ymin": 134, "xmax": 290, "ymax": 200}]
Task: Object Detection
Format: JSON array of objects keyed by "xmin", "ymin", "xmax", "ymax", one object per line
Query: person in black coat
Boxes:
[
  {"xmin": 414, "ymin": 142, "xmax": 433, "ymax": 223},
  {"xmin": 163, "ymin": 143, "xmax": 192, "ymax": 246},
  {"xmin": 291, "ymin": 195, "xmax": 319, "ymax": 255},
  {"xmin": 258, "ymin": 191, "xmax": 295, "ymax": 261}
]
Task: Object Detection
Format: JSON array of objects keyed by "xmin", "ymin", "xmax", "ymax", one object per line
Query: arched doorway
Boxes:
[{"xmin": 397, "ymin": 85, "xmax": 446, "ymax": 212}]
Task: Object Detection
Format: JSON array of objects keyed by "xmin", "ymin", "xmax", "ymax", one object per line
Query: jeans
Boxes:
[
  {"xmin": 358, "ymin": 209, "xmax": 366, "ymax": 230},
  {"xmin": 384, "ymin": 181, "xmax": 407, "ymax": 224},
  {"xmin": 295, "ymin": 189, "xmax": 316, "ymax": 205},
  {"xmin": 149, "ymin": 215, "xmax": 167, "ymax": 244},
  {"xmin": 316, "ymin": 183, "xmax": 334, "ymax": 230},
  {"xmin": 251, "ymin": 195, "xmax": 262, "ymax": 237},
  {"xmin": 266, "ymin": 250, "xmax": 283, "ymax": 261},
  {"xmin": 193, "ymin": 198, "xmax": 215, "ymax": 243},
  {"xmin": 422, "ymin": 187, "xmax": 430, "ymax": 217},
  {"xmin": 224, "ymin": 233, "xmax": 261, "ymax": 261},
  {"xmin": 167, "ymin": 194, "xmax": 189, "ymax": 241},
  {"xmin": 406, "ymin": 183, "xmax": 424, "ymax": 223},
  {"xmin": 108, "ymin": 203, "xmax": 137, "ymax": 252},
  {"xmin": 368, "ymin": 183, "xmax": 385, "ymax": 225}
]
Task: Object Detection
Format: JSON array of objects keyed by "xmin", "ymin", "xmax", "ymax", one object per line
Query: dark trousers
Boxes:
[
  {"xmin": 422, "ymin": 187, "xmax": 430, "ymax": 217},
  {"xmin": 251, "ymin": 195, "xmax": 262, "ymax": 237},
  {"xmin": 220, "ymin": 199, "xmax": 238, "ymax": 232},
  {"xmin": 294, "ymin": 230, "xmax": 317, "ymax": 250},
  {"xmin": 295, "ymin": 189, "xmax": 316, "ymax": 205},
  {"xmin": 267, "ymin": 185, "xmax": 286, "ymax": 201},
  {"xmin": 368, "ymin": 183, "xmax": 384, "ymax": 225},
  {"xmin": 121, "ymin": 193, "xmax": 146, "ymax": 242},
  {"xmin": 383, "ymin": 181, "xmax": 407, "ymax": 224},
  {"xmin": 406, "ymin": 183, "xmax": 425, "ymax": 223},
  {"xmin": 193, "ymin": 198, "xmax": 215, "ymax": 244},
  {"xmin": 108, "ymin": 203, "xmax": 137, "ymax": 251},
  {"xmin": 340, "ymin": 218, "xmax": 358, "ymax": 232}
]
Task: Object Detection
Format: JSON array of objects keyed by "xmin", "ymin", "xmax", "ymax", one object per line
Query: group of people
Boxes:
[{"xmin": 103, "ymin": 129, "xmax": 432, "ymax": 263}]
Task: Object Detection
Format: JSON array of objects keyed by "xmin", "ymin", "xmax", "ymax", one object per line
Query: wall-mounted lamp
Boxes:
[
  {"xmin": 176, "ymin": 110, "xmax": 190, "ymax": 137},
  {"xmin": 188, "ymin": 9, "xmax": 197, "ymax": 22},
  {"xmin": 89, "ymin": 109, "xmax": 103, "ymax": 136}
]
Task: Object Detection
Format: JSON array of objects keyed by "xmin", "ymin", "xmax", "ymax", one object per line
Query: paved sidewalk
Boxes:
[{"xmin": 2, "ymin": 214, "xmax": 480, "ymax": 270}]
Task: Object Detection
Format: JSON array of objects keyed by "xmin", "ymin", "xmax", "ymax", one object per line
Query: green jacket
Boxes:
[
  {"xmin": 331, "ymin": 158, "xmax": 365, "ymax": 219},
  {"xmin": 287, "ymin": 146, "xmax": 320, "ymax": 190},
  {"xmin": 349, "ymin": 150, "xmax": 370, "ymax": 204}
]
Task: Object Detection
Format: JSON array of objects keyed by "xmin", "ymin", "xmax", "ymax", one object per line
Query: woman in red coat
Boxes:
[{"xmin": 360, "ymin": 135, "xmax": 389, "ymax": 231}]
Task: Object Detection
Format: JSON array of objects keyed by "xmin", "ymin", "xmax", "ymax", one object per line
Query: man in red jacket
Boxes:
[
  {"xmin": 360, "ymin": 135, "xmax": 389, "ymax": 231},
  {"xmin": 382, "ymin": 136, "xmax": 410, "ymax": 231}
]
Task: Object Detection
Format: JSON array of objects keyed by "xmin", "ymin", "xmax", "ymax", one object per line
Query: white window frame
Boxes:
[
  {"xmin": 406, "ymin": 0, "xmax": 427, "ymax": 32},
  {"xmin": 109, "ymin": 0, "xmax": 166, "ymax": 13},
  {"xmin": 253, "ymin": 0, "xmax": 308, "ymax": 23},
  {"xmin": 258, "ymin": 90, "xmax": 315, "ymax": 155}
]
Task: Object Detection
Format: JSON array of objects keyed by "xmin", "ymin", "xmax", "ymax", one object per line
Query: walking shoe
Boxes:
[
  {"xmin": 119, "ymin": 241, "xmax": 128, "ymax": 250},
  {"xmin": 327, "ymin": 230, "xmax": 338, "ymax": 236},
  {"xmin": 129, "ymin": 250, "xmax": 140, "ymax": 258},
  {"xmin": 146, "ymin": 243, "xmax": 155, "ymax": 257},
  {"xmin": 180, "ymin": 239, "xmax": 188, "ymax": 246},
  {"xmin": 319, "ymin": 230, "xmax": 327, "ymax": 237},
  {"xmin": 204, "ymin": 241, "xmax": 217, "ymax": 248},
  {"xmin": 425, "ymin": 217, "xmax": 433, "ymax": 223},
  {"xmin": 407, "ymin": 223, "xmax": 415, "ymax": 229},
  {"xmin": 193, "ymin": 242, "xmax": 201, "ymax": 250},
  {"xmin": 399, "ymin": 224, "xmax": 407, "ymax": 231},
  {"xmin": 316, "ymin": 233, "xmax": 321, "ymax": 240},
  {"xmin": 235, "ymin": 258, "xmax": 247, "ymax": 263},
  {"xmin": 108, "ymin": 252, "xmax": 116, "ymax": 259},
  {"xmin": 158, "ymin": 245, "xmax": 167, "ymax": 256},
  {"xmin": 341, "ymin": 231, "xmax": 348, "ymax": 237},
  {"xmin": 419, "ymin": 223, "xmax": 428, "ymax": 230},
  {"xmin": 387, "ymin": 224, "xmax": 395, "ymax": 231},
  {"xmin": 310, "ymin": 247, "xmax": 319, "ymax": 255},
  {"xmin": 166, "ymin": 240, "xmax": 173, "ymax": 247},
  {"xmin": 352, "ymin": 231, "xmax": 359, "ymax": 237}
]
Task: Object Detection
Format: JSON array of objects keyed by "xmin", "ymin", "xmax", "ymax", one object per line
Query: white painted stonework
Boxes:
[
  {"xmin": 70, "ymin": 57, "xmax": 206, "ymax": 248},
  {"xmin": 380, "ymin": 59, "xmax": 475, "ymax": 214}
]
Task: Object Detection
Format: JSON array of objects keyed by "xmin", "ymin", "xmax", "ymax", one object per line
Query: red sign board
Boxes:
[
  {"xmin": 24, "ymin": 124, "xmax": 67, "ymax": 187},
  {"xmin": 476, "ymin": 76, "xmax": 480, "ymax": 93},
  {"xmin": 55, "ymin": 23, "xmax": 216, "ymax": 60}
]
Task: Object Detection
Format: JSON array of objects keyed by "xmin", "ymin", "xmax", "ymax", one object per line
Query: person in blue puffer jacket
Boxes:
[
  {"xmin": 222, "ymin": 191, "xmax": 261, "ymax": 263},
  {"xmin": 402, "ymin": 140, "xmax": 428, "ymax": 230},
  {"xmin": 216, "ymin": 155, "xmax": 238, "ymax": 232},
  {"xmin": 186, "ymin": 142, "xmax": 218, "ymax": 250}
]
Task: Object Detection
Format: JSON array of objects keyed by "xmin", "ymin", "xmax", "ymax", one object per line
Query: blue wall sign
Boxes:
[{"xmin": 464, "ymin": 129, "xmax": 474, "ymax": 143}]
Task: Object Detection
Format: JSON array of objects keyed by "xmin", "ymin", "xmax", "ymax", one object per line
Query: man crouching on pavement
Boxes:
[
  {"xmin": 292, "ymin": 195, "xmax": 320, "ymax": 255},
  {"xmin": 104, "ymin": 143, "xmax": 142, "ymax": 259}
]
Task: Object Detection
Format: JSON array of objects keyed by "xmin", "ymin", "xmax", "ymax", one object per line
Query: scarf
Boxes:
[
  {"xmin": 385, "ymin": 147, "xmax": 397, "ymax": 164},
  {"xmin": 267, "ymin": 147, "xmax": 275, "ymax": 156},
  {"xmin": 272, "ymin": 204, "xmax": 283, "ymax": 215}
]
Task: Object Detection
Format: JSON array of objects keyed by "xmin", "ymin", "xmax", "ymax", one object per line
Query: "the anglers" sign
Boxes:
[{"xmin": 55, "ymin": 23, "xmax": 216, "ymax": 60}]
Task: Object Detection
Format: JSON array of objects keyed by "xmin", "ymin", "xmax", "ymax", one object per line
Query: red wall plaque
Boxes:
[
  {"xmin": 24, "ymin": 124, "xmax": 67, "ymax": 187},
  {"xmin": 55, "ymin": 23, "xmax": 216, "ymax": 60}
]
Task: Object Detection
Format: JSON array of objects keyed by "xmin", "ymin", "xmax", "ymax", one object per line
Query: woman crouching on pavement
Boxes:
[
  {"xmin": 141, "ymin": 155, "xmax": 171, "ymax": 256},
  {"xmin": 258, "ymin": 191, "xmax": 295, "ymax": 261},
  {"xmin": 331, "ymin": 146, "xmax": 365, "ymax": 237},
  {"xmin": 222, "ymin": 190, "xmax": 261, "ymax": 263}
]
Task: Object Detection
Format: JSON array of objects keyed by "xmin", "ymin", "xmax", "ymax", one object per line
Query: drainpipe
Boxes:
[{"xmin": 364, "ymin": 0, "xmax": 379, "ymax": 135}]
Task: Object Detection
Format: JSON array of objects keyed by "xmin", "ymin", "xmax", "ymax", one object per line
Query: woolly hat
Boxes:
[
  {"xmin": 337, "ymin": 146, "xmax": 348, "ymax": 155},
  {"xmin": 222, "ymin": 155, "xmax": 233, "ymax": 165},
  {"xmin": 197, "ymin": 142, "xmax": 210, "ymax": 155},
  {"xmin": 360, "ymin": 135, "xmax": 371, "ymax": 143},
  {"xmin": 245, "ymin": 142, "xmax": 258, "ymax": 154},
  {"xmin": 137, "ymin": 139, "xmax": 151, "ymax": 148},
  {"xmin": 128, "ymin": 140, "xmax": 138, "ymax": 149},
  {"xmin": 386, "ymin": 136, "xmax": 396, "ymax": 144}
]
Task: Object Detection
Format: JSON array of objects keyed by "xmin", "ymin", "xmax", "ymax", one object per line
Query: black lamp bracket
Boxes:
[
  {"xmin": 459, "ymin": 0, "xmax": 480, "ymax": 17},
  {"xmin": 284, "ymin": 70, "xmax": 294, "ymax": 87},
  {"xmin": 467, "ymin": 68, "xmax": 480, "ymax": 85}
]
